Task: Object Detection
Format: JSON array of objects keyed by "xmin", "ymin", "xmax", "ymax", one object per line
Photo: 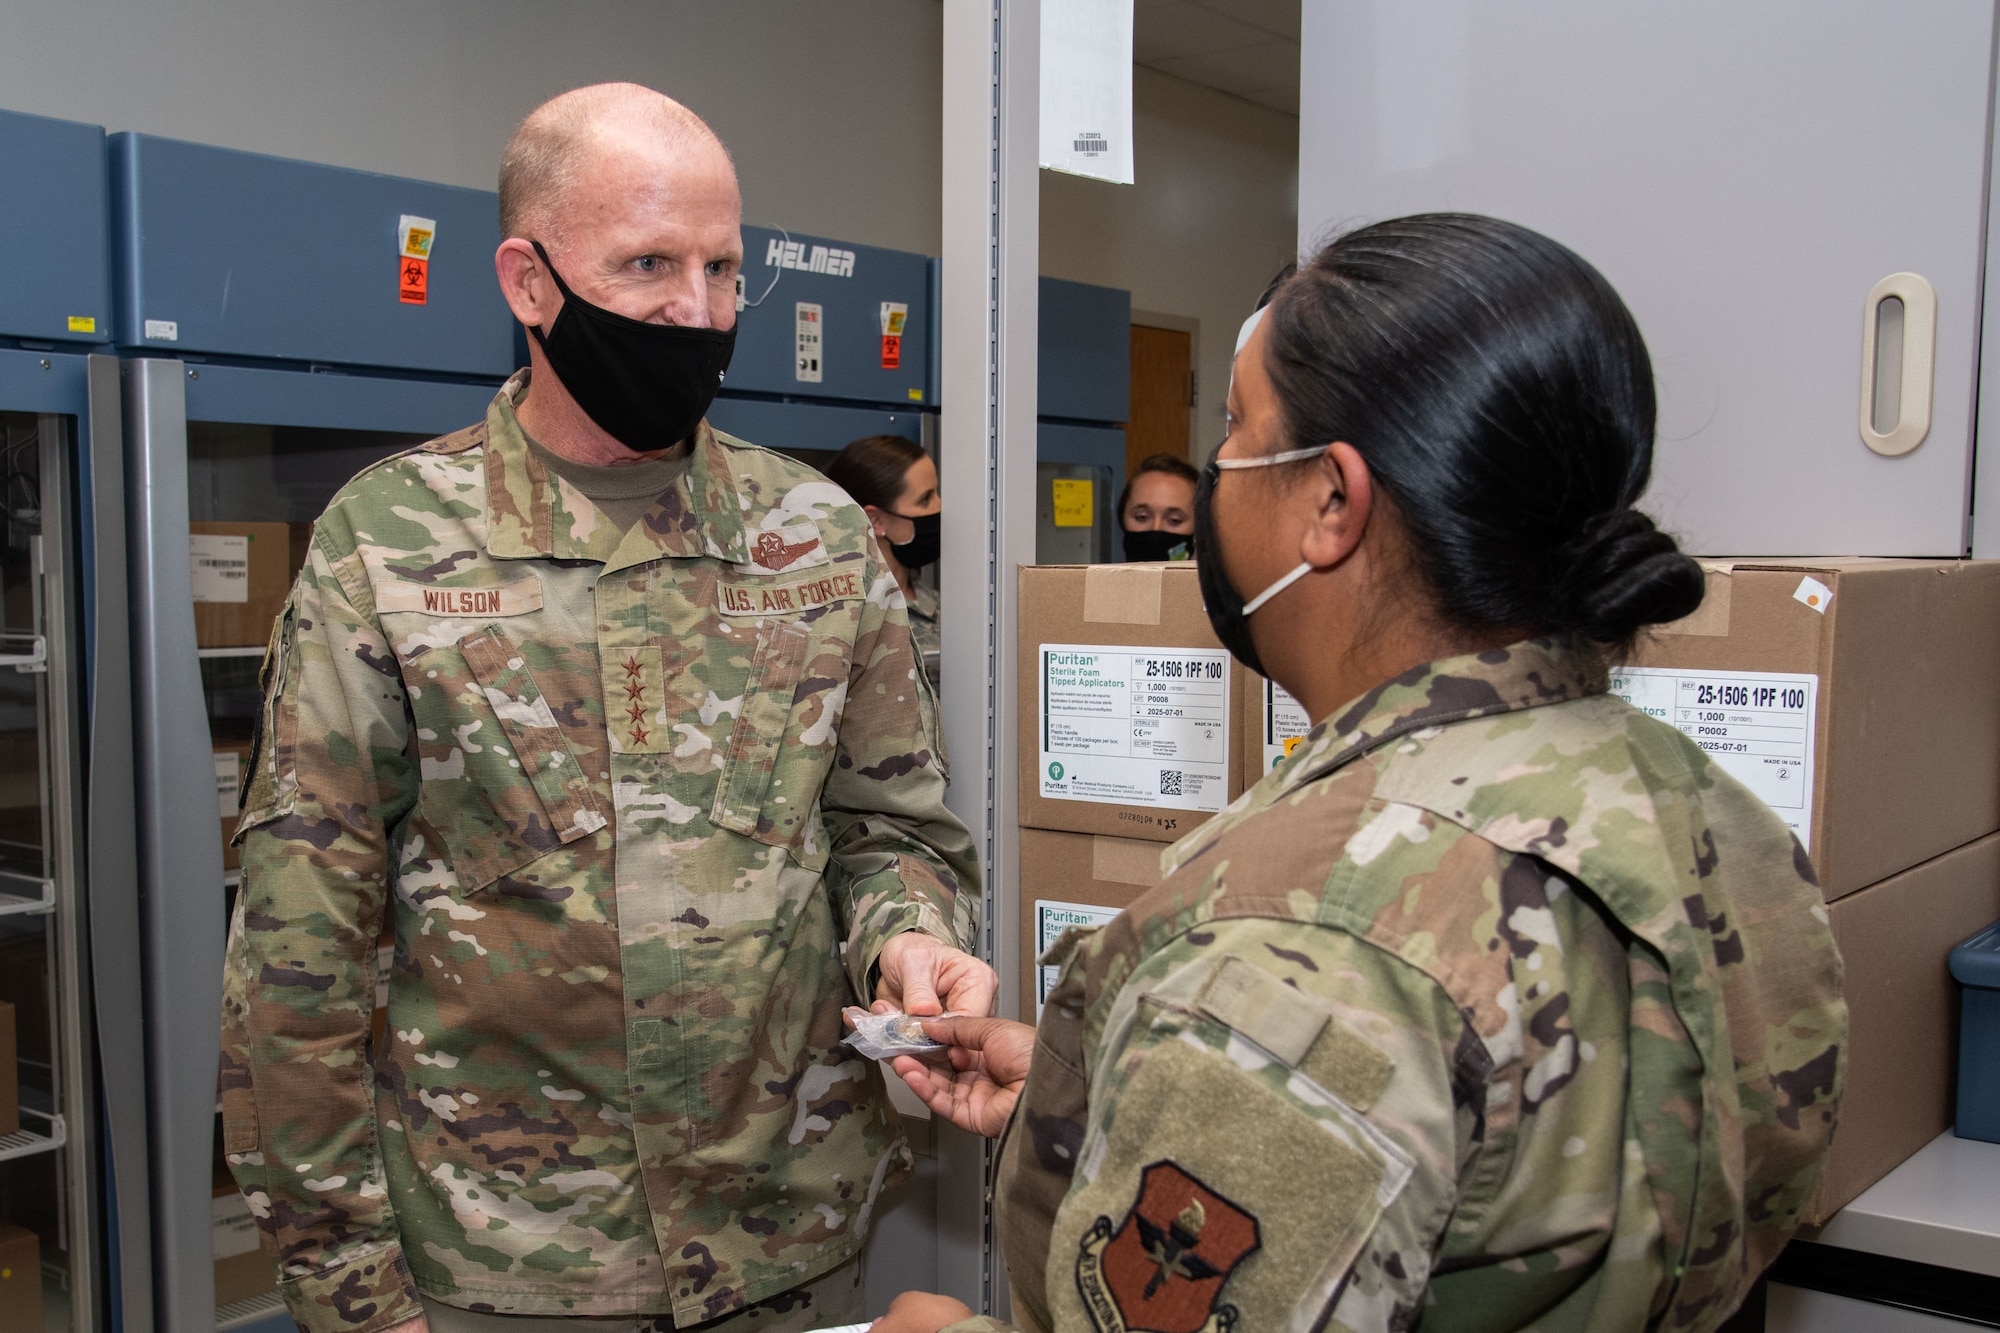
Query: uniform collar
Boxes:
[
  {"xmin": 1268, "ymin": 638, "xmax": 1608, "ymax": 797},
  {"xmin": 482, "ymin": 369, "xmax": 747, "ymax": 568}
]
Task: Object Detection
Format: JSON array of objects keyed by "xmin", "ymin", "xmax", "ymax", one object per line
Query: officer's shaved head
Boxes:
[{"xmin": 499, "ymin": 83, "xmax": 734, "ymax": 245}]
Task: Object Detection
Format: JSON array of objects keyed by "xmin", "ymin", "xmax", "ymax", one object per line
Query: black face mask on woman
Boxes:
[
  {"xmin": 1121, "ymin": 528, "xmax": 1191, "ymax": 563},
  {"xmin": 529, "ymin": 240, "xmax": 736, "ymax": 453},
  {"xmin": 889, "ymin": 511, "xmax": 941, "ymax": 571},
  {"xmin": 1192, "ymin": 446, "xmax": 1324, "ymax": 676}
]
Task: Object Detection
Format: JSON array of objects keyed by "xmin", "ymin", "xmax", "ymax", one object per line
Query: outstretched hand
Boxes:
[
  {"xmin": 891, "ymin": 1015, "xmax": 1036, "ymax": 1139},
  {"xmin": 874, "ymin": 933, "xmax": 997, "ymax": 1018}
]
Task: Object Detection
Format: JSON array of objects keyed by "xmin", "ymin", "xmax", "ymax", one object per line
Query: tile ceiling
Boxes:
[{"xmin": 1133, "ymin": 0, "xmax": 1301, "ymax": 116}]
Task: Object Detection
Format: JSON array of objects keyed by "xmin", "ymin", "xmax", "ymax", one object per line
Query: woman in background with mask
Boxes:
[
  {"xmin": 1118, "ymin": 454, "xmax": 1199, "ymax": 561},
  {"xmin": 866, "ymin": 215, "xmax": 1845, "ymax": 1333},
  {"xmin": 826, "ymin": 434, "xmax": 942, "ymax": 674}
]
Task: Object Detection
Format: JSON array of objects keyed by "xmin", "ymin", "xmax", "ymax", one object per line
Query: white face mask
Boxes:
[{"xmin": 1210, "ymin": 445, "xmax": 1324, "ymax": 615}]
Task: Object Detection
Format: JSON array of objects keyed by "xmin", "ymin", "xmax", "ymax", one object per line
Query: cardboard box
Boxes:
[
  {"xmin": 213, "ymin": 1184, "xmax": 277, "ymax": 1306},
  {"xmin": 1016, "ymin": 827, "xmax": 1166, "ymax": 1020},
  {"xmin": 0, "ymin": 1000, "xmax": 15, "ymax": 1138},
  {"xmin": 0, "ymin": 1224, "xmax": 42, "ymax": 1329},
  {"xmin": 1239, "ymin": 674, "xmax": 1314, "ymax": 787},
  {"xmin": 1802, "ymin": 830, "xmax": 2000, "ymax": 1224},
  {"xmin": 1619, "ymin": 559, "xmax": 2000, "ymax": 901},
  {"xmin": 190, "ymin": 520, "xmax": 301, "ymax": 648},
  {"xmin": 1018, "ymin": 564, "xmax": 1251, "ymax": 842}
]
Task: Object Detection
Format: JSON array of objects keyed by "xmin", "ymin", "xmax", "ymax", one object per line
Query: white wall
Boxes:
[
  {"xmin": 1041, "ymin": 66, "xmax": 1299, "ymax": 458},
  {"xmin": 0, "ymin": 0, "xmax": 943, "ymax": 255}
]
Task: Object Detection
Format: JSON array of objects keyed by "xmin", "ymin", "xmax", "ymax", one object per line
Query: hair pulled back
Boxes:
[
  {"xmin": 1118, "ymin": 452, "xmax": 1200, "ymax": 525},
  {"xmin": 825, "ymin": 434, "xmax": 926, "ymax": 512},
  {"xmin": 1262, "ymin": 214, "xmax": 1703, "ymax": 650}
]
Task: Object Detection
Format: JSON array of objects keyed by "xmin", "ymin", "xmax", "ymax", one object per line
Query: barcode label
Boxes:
[
  {"xmin": 189, "ymin": 534, "xmax": 251, "ymax": 603},
  {"xmin": 1159, "ymin": 769, "xmax": 1183, "ymax": 796},
  {"xmin": 1074, "ymin": 134, "xmax": 1109, "ymax": 154}
]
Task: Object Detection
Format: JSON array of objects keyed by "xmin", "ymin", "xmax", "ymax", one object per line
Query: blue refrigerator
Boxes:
[
  {"xmin": 111, "ymin": 133, "xmax": 512, "ymax": 1333},
  {"xmin": 0, "ymin": 105, "xmax": 131, "ymax": 1333},
  {"xmin": 1036, "ymin": 276, "xmax": 1129, "ymax": 563}
]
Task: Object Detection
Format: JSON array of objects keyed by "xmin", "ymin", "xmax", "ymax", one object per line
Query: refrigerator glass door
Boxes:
[
  {"xmin": 127, "ymin": 359, "xmax": 496, "ymax": 1333},
  {"xmin": 0, "ymin": 391, "xmax": 96, "ymax": 1333}
]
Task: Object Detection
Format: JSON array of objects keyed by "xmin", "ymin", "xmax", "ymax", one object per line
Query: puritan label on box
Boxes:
[
  {"xmin": 189, "ymin": 533, "xmax": 250, "ymax": 603},
  {"xmin": 1040, "ymin": 644, "xmax": 1231, "ymax": 813},
  {"xmin": 1609, "ymin": 665, "xmax": 1818, "ymax": 847},
  {"xmin": 1032, "ymin": 899, "xmax": 1123, "ymax": 1017},
  {"xmin": 1262, "ymin": 679, "xmax": 1313, "ymax": 774}
]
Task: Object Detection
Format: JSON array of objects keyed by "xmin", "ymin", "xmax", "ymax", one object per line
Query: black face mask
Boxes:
[
  {"xmin": 1193, "ymin": 458, "xmax": 1266, "ymax": 675},
  {"xmin": 528, "ymin": 240, "xmax": 736, "ymax": 453},
  {"xmin": 889, "ymin": 511, "xmax": 940, "ymax": 570},
  {"xmin": 1193, "ymin": 445, "xmax": 1323, "ymax": 676},
  {"xmin": 1121, "ymin": 527, "xmax": 1192, "ymax": 563}
]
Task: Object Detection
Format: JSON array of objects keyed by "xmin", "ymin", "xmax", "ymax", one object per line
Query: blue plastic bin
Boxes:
[{"xmin": 1949, "ymin": 919, "xmax": 2000, "ymax": 1142}]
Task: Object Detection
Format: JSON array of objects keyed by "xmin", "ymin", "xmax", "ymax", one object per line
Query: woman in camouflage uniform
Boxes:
[{"xmin": 873, "ymin": 215, "xmax": 1846, "ymax": 1333}]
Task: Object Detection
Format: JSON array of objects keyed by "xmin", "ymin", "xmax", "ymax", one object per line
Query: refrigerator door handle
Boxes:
[
  {"xmin": 85, "ymin": 351, "xmax": 154, "ymax": 1333},
  {"xmin": 123, "ymin": 355, "xmax": 227, "ymax": 1333},
  {"xmin": 1860, "ymin": 271, "xmax": 1937, "ymax": 458}
]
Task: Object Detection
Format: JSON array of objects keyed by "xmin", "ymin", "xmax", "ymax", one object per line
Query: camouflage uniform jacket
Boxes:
[
  {"xmin": 219, "ymin": 373, "xmax": 978, "ymax": 1333},
  {"xmin": 967, "ymin": 640, "xmax": 1843, "ymax": 1333}
]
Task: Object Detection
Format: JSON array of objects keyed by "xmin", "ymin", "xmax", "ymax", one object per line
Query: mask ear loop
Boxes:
[
  {"xmin": 1214, "ymin": 445, "xmax": 1329, "ymax": 470},
  {"xmin": 1241, "ymin": 561, "xmax": 1313, "ymax": 616},
  {"xmin": 1215, "ymin": 444, "xmax": 1328, "ymax": 615}
]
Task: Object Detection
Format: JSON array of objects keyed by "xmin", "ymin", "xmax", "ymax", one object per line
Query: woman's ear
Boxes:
[
  {"xmin": 1299, "ymin": 441, "xmax": 1373, "ymax": 569},
  {"xmin": 862, "ymin": 504, "xmax": 889, "ymax": 538}
]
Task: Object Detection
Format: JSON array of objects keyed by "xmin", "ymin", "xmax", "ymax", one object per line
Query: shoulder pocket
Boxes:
[
  {"xmin": 234, "ymin": 592, "xmax": 299, "ymax": 837},
  {"xmin": 407, "ymin": 625, "xmax": 604, "ymax": 893},
  {"xmin": 1046, "ymin": 996, "xmax": 1415, "ymax": 1333},
  {"xmin": 710, "ymin": 617, "xmax": 846, "ymax": 868}
]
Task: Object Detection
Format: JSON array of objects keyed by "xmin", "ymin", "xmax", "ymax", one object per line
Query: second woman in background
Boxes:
[{"xmin": 826, "ymin": 432, "xmax": 943, "ymax": 676}]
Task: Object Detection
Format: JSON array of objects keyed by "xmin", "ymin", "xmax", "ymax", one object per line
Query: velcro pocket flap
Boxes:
[
  {"xmin": 1196, "ymin": 955, "xmax": 1394, "ymax": 1112},
  {"xmin": 711, "ymin": 620, "xmax": 811, "ymax": 839},
  {"xmin": 458, "ymin": 627, "xmax": 606, "ymax": 843}
]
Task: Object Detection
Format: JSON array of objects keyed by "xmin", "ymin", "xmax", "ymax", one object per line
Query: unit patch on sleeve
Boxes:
[
  {"xmin": 717, "ymin": 569, "xmax": 866, "ymax": 618},
  {"xmin": 1076, "ymin": 1161, "xmax": 1261, "ymax": 1333}
]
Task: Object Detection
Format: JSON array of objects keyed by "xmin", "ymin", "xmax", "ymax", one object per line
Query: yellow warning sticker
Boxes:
[
  {"xmin": 907, "ymin": 388, "xmax": 924, "ymax": 401},
  {"xmin": 398, "ymin": 214, "xmax": 437, "ymax": 260},
  {"xmin": 1051, "ymin": 478, "xmax": 1094, "ymax": 528},
  {"xmin": 67, "ymin": 316, "xmax": 95, "ymax": 333}
]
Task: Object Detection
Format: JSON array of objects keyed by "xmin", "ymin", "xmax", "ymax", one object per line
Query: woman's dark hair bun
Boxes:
[
  {"xmin": 1562, "ymin": 510, "xmax": 1706, "ymax": 643},
  {"xmin": 1262, "ymin": 213, "xmax": 1704, "ymax": 656}
]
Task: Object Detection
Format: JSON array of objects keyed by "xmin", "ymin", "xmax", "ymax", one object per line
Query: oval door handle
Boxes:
[{"xmin": 1859, "ymin": 272, "xmax": 1937, "ymax": 457}]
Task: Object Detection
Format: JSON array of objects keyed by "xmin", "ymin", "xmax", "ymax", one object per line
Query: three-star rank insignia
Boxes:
[
  {"xmin": 605, "ymin": 643, "xmax": 668, "ymax": 754},
  {"xmin": 1076, "ymin": 1161, "xmax": 1260, "ymax": 1333}
]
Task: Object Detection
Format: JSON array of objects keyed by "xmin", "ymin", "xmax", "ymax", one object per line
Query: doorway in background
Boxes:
[{"xmin": 1127, "ymin": 322, "xmax": 1193, "ymax": 485}]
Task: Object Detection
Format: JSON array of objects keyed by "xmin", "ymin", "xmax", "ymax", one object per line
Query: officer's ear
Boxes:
[{"xmin": 496, "ymin": 239, "xmax": 558, "ymax": 330}]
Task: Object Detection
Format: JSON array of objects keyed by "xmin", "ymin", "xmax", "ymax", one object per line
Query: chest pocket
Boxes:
[
  {"xmin": 406, "ymin": 624, "xmax": 606, "ymax": 892},
  {"xmin": 708, "ymin": 613, "xmax": 851, "ymax": 870}
]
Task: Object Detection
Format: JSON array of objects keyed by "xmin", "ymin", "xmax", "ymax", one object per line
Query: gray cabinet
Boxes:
[{"xmin": 1298, "ymin": 1, "xmax": 1998, "ymax": 557}]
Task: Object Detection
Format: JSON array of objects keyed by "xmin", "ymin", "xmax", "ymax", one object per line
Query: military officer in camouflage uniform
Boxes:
[
  {"xmin": 875, "ymin": 216, "xmax": 1844, "ymax": 1333},
  {"xmin": 220, "ymin": 84, "xmax": 985, "ymax": 1333}
]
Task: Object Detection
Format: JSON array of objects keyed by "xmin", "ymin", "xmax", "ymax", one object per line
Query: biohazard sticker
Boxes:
[{"xmin": 1076, "ymin": 1161, "xmax": 1260, "ymax": 1333}]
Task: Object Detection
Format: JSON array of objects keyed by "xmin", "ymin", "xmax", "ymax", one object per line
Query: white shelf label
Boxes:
[
  {"xmin": 1039, "ymin": 643, "xmax": 1231, "ymax": 812},
  {"xmin": 215, "ymin": 751, "xmax": 242, "ymax": 820},
  {"xmin": 1609, "ymin": 665, "xmax": 1818, "ymax": 847},
  {"xmin": 212, "ymin": 1190, "xmax": 259, "ymax": 1259},
  {"xmin": 189, "ymin": 533, "xmax": 249, "ymax": 603},
  {"xmin": 1032, "ymin": 899, "xmax": 1124, "ymax": 1018}
]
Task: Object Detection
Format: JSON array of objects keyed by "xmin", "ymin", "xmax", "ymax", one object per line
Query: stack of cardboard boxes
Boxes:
[
  {"xmin": 1015, "ymin": 564, "xmax": 1252, "ymax": 1017},
  {"xmin": 1015, "ymin": 557, "xmax": 2000, "ymax": 1218}
]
